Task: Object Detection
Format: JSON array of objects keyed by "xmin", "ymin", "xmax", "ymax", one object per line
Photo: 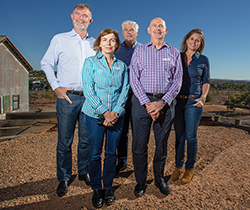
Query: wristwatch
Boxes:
[{"xmin": 161, "ymin": 99, "xmax": 167, "ymax": 105}]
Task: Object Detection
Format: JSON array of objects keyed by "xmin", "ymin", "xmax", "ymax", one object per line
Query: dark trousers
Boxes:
[
  {"xmin": 131, "ymin": 94, "xmax": 175, "ymax": 185},
  {"xmin": 117, "ymin": 92, "xmax": 133, "ymax": 164}
]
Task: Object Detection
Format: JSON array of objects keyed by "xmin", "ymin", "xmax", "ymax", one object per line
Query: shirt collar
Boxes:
[
  {"xmin": 182, "ymin": 51, "xmax": 201, "ymax": 59},
  {"xmin": 69, "ymin": 28, "xmax": 91, "ymax": 40},
  {"xmin": 146, "ymin": 41, "xmax": 169, "ymax": 49},
  {"xmin": 194, "ymin": 51, "xmax": 201, "ymax": 59},
  {"xmin": 122, "ymin": 41, "xmax": 138, "ymax": 49},
  {"xmin": 96, "ymin": 51, "xmax": 117, "ymax": 62}
]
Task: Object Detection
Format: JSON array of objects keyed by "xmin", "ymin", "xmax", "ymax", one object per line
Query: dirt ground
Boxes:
[{"xmin": 1, "ymin": 102, "xmax": 250, "ymax": 209}]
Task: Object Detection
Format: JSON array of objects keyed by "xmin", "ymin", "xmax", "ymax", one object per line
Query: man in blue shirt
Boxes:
[
  {"xmin": 115, "ymin": 20, "xmax": 142, "ymax": 174},
  {"xmin": 40, "ymin": 4, "xmax": 96, "ymax": 197}
]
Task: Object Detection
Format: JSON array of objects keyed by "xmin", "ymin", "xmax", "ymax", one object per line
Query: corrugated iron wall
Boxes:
[{"xmin": 0, "ymin": 42, "xmax": 29, "ymax": 119}]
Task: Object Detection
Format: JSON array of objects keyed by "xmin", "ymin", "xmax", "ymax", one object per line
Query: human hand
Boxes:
[
  {"xmin": 103, "ymin": 111, "xmax": 119, "ymax": 126},
  {"xmin": 193, "ymin": 97, "xmax": 204, "ymax": 108},
  {"xmin": 145, "ymin": 101, "xmax": 165, "ymax": 121},
  {"xmin": 54, "ymin": 87, "xmax": 74, "ymax": 104}
]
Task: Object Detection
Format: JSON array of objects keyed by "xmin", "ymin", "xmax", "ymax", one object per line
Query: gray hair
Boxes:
[
  {"xmin": 121, "ymin": 20, "xmax": 139, "ymax": 32},
  {"xmin": 73, "ymin": 4, "xmax": 92, "ymax": 19}
]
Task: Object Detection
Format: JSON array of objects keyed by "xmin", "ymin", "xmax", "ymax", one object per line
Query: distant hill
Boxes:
[{"xmin": 211, "ymin": 78, "xmax": 250, "ymax": 83}]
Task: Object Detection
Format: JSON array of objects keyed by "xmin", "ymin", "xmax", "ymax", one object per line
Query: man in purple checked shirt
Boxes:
[{"xmin": 130, "ymin": 17, "xmax": 183, "ymax": 197}]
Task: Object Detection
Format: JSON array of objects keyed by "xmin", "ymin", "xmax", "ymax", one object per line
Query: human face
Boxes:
[
  {"xmin": 122, "ymin": 24, "xmax": 138, "ymax": 44},
  {"xmin": 71, "ymin": 7, "xmax": 93, "ymax": 31},
  {"xmin": 147, "ymin": 18, "xmax": 167, "ymax": 40},
  {"xmin": 186, "ymin": 33, "xmax": 201, "ymax": 52},
  {"xmin": 100, "ymin": 33, "xmax": 117, "ymax": 56}
]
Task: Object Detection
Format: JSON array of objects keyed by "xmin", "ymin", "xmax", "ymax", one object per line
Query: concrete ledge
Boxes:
[
  {"xmin": 200, "ymin": 119, "xmax": 250, "ymax": 134},
  {"xmin": 6, "ymin": 112, "xmax": 57, "ymax": 120},
  {"xmin": 214, "ymin": 115, "xmax": 222, "ymax": 122},
  {"xmin": 235, "ymin": 118, "xmax": 242, "ymax": 125}
]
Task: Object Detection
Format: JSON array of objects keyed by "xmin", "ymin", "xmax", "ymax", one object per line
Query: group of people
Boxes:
[{"xmin": 41, "ymin": 3, "xmax": 210, "ymax": 209}]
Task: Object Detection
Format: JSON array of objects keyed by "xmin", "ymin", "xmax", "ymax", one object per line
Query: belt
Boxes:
[
  {"xmin": 177, "ymin": 95, "xmax": 196, "ymax": 99},
  {"xmin": 146, "ymin": 93, "xmax": 164, "ymax": 99},
  {"xmin": 67, "ymin": 90, "xmax": 84, "ymax": 96}
]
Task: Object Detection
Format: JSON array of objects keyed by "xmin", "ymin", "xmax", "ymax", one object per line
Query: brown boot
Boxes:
[
  {"xmin": 171, "ymin": 167, "xmax": 183, "ymax": 181},
  {"xmin": 181, "ymin": 170, "xmax": 194, "ymax": 184}
]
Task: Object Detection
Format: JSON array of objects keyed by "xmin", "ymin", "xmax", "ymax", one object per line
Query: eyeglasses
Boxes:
[{"xmin": 123, "ymin": 28, "xmax": 135, "ymax": 33}]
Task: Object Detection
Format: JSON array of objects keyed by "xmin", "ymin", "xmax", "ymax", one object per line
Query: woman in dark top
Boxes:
[{"xmin": 171, "ymin": 29, "xmax": 210, "ymax": 183}]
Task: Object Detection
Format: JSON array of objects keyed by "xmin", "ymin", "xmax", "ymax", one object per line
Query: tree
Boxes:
[
  {"xmin": 224, "ymin": 92, "xmax": 250, "ymax": 112},
  {"xmin": 241, "ymin": 92, "xmax": 250, "ymax": 113}
]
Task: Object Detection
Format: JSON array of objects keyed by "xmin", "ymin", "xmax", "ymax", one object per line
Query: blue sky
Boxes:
[{"xmin": 1, "ymin": 0, "xmax": 250, "ymax": 80}]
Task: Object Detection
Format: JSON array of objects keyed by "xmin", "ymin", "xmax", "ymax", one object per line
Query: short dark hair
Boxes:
[
  {"xmin": 181, "ymin": 28, "xmax": 205, "ymax": 53},
  {"xmin": 93, "ymin": 29, "xmax": 121, "ymax": 52}
]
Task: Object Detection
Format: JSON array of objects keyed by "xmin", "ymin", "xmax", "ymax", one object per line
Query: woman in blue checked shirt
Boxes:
[
  {"xmin": 171, "ymin": 29, "xmax": 210, "ymax": 184},
  {"xmin": 82, "ymin": 29, "xmax": 129, "ymax": 208}
]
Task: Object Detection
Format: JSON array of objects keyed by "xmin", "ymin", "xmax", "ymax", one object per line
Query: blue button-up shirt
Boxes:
[
  {"xmin": 41, "ymin": 29, "xmax": 96, "ymax": 91},
  {"xmin": 130, "ymin": 41, "xmax": 183, "ymax": 105},
  {"xmin": 82, "ymin": 51, "xmax": 129, "ymax": 119},
  {"xmin": 179, "ymin": 51, "xmax": 210, "ymax": 96},
  {"xmin": 115, "ymin": 41, "xmax": 142, "ymax": 71}
]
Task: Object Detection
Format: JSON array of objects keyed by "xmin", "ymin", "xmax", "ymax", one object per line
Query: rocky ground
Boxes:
[{"xmin": 1, "ymin": 102, "xmax": 250, "ymax": 209}]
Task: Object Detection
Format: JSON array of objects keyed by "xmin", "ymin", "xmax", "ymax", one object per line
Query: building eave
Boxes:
[{"xmin": 0, "ymin": 35, "xmax": 33, "ymax": 72}]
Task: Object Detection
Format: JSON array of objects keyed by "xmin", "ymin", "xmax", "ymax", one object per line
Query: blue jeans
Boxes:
[
  {"xmin": 174, "ymin": 96, "xmax": 203, "ymax": 170},
  {"xmin": 84, "ymin": 114, "xmax": 124, "ymax": 190},
  {"xmin": 56, "ymin": 93, "xmax": 89, "ymax": 182}
]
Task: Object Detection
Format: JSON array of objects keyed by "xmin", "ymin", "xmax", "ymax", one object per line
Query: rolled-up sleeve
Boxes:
[
  {"xmin": 202, "ymin": 56, "xmax": 210, "ymax": 84},
  {"xmin": 40, "ymin": 36, "xmax": 60, "ymax": 90}
]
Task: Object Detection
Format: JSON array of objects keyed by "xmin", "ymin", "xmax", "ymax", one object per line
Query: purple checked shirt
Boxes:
[{"xmin": 130, "ymin": 41, "xmax": 183, "ymax": 105}]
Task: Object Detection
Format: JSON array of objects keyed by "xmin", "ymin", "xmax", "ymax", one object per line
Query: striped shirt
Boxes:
[
  {"xmin": 130, "ymin": 41, "xmax": 183, "ymax": 105},
  {"xmin": 81, "ymin": 51, "xmax": 129, "ymax": 119}
]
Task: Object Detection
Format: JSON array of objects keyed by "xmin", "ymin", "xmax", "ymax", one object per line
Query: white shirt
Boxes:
[{"xmin": 41, "ymin": 29, "xmax": 96, "ymax": 91}]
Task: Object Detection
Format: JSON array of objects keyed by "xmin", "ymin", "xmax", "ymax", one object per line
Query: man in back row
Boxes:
[
  {"xmin": 41, "ymin": 4, "xmax": 96, "ymax": 197},
  {"xmin": 115, "ymin": 20, "xmax": 142, "ymax": 174},
  {"xmin": 130, "ymin": 17, "xmax": 183, "ymax": 197}
]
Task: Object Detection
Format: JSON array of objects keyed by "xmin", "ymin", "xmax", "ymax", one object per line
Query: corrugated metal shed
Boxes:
[
  {"xmin": 0, "ymin": 35, "xmax": 33, "ymax": 119},
  {"xmin": 0, "ymin": 36, "xmax": 33, "ymax": 72}
]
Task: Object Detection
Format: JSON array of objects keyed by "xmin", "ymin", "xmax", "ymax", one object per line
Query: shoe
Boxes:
[
  {"xmin": 56, "ymin": 181, "xmax": 68, "ymax": 197},
  {"xmin": 171, "ymin": 167, "xmax": 184, "ymax": 181},
  {"xmin": 155, "ymin": 181, "xmax": 171, "ymax": 196},
  {"xmin": 79, "ymin": 173, "xmax": 91, "ymax": 186},
  {"xmin": 116, "ymin": 162, "xmax": 127, "ymax": 174},
  {"xmin": 104, "ymin": 189, "xmax": 115, "ymax": 206},
  {"xmin": 92, "ymin": 189, "xmax": 103, "ymax": 208},
  {"xmin": 134, "ymin": 183, "xmax": 145, "ymax": 197},
  {"xmin": 181, "ymin": 170, "xmax": 194, "ymax": 184}
]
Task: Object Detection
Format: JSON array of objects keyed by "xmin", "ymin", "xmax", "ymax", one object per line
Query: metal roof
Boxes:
[{"xmin": 0, "ymin": 35, "xmax": 33, "ymax": 72}]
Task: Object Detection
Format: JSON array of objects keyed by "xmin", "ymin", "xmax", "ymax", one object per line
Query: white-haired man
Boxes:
[{"xmin": 115, "ymin": 20, "xmax": 142, "ymax": 174}]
